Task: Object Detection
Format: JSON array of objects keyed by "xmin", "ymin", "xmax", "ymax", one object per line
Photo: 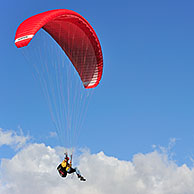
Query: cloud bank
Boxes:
[
  {"xmin": 1, "ymin": 142, "xmax": 194, "ymax": 194},
  {"xmin": 0, "ymin": 128, "xmax": 30, "ymax": 150}
]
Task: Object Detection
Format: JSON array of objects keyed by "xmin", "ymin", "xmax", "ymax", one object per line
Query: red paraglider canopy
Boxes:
[{"xmin": 15, "ymin": 9, "xmax": 103, "ymax": 88}]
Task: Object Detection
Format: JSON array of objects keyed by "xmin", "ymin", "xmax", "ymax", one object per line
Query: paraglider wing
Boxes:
[{"xmin": 15, "ymin": 9, "xmax": 103, "ymax": 88}]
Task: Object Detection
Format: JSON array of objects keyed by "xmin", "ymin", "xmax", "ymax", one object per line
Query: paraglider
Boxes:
[
  {"xmin": 57, "ymin": 153, "xmax": 86, "ymax": 181},
  {"xmin": 15, "ymin": 9, "xmax": 103, "ymax": 180},
  {"xmin": 15, "ymin": 9, "xmax": 103, "ymax": 89}
]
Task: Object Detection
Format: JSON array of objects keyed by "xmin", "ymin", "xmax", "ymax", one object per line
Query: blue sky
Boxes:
[{"xmin": 0, "ymin": 0, "xmax": 194, "ymax": 166}]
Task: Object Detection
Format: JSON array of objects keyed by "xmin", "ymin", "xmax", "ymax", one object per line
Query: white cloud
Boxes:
[
  {"xmin": 1, "ymin": 143, "xmax": 194, "ymax": 194},
  {"xmin": 49, "ymin": 131, "xmax": 57, "ymax": 138},
  {"xmin": 0, "ymin": 128, "xmax": 30, "ymax": 150}
]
